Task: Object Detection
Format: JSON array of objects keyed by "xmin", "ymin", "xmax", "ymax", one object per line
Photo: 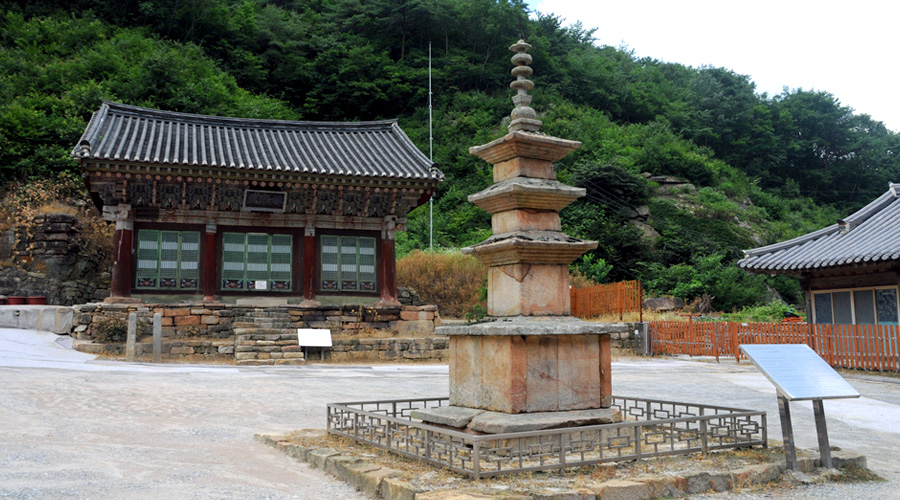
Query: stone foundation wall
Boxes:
[
  {"xmin": 329, "ymin": 337, "xmax": 448, "ymax": 362},
  {"xmin": 71, "ymin": 302, "xmax": 445, "ymax": 363},
  {"xmin": 611, "ymin": 322, "xmax": 645, "ymax": 354}
]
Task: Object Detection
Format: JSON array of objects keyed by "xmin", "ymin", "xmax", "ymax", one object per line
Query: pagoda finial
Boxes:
[{"xmin": 508, "ymin": 39, "xmax": 542, "ymax": 133}]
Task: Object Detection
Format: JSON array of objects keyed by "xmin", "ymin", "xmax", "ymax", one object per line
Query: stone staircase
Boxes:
[{"xmin": 232, "ymin": 308, "xmax": 304, "ymax": 365}]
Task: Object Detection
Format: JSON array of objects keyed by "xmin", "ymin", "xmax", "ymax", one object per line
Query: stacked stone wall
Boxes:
[
  {"xmin": 71, "ymin": 302, "xmax": 445, "ymax": 363},
  {"xmin": 611, "ymin": 323, "xmax": 644, "ymax": 354}
]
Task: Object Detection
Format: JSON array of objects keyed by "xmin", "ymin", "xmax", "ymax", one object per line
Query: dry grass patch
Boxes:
[{"xmin": 397, "ymin": 250, "xmax": 485, "ymax": 319}]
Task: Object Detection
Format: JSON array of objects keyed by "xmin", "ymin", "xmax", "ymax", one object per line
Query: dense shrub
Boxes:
[
  {"xmin": 91, "ymin": 316, "xmax": 128, "ymax": 343},
  {"xmin": 397, "ymin": 250, "xmax": 485, "ymax": 318}
]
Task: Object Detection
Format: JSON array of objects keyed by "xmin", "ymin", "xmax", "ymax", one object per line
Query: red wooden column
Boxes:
[
  {"xmin": 301, "ymin": 226, "xmax": 319, "ymax": 305},
  {"xmin": 202, "ymin": 223, "xmax": 217, "ymax": 301},
  {"xmin": 378, "ymin": 216, "xmax": 400, "ymax": 305},
  {"xmin": 110, "ymin": 204, "xmax": 133, "ymax": 298}
]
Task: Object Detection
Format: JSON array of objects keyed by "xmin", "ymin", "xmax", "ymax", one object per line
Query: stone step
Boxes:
[
  {"xmin": 232, "ymin": 322, "xmax": 297, "ymax": 329},
  {"xmin": 233, "ymin": 327, "xmax": 298, "ymax": 336},
  {"xmin": 245, "ymin": 311, "xmax": 294, "ymax": 318}
]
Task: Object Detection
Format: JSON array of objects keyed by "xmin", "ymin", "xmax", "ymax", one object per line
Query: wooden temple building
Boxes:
[
  {"xmin": 740, "ymin": 183, "xmax": 900, "ymax": 325},
  {"xmin": 72, "ymin": 101, "xmax": 442, "ymax": 305}
]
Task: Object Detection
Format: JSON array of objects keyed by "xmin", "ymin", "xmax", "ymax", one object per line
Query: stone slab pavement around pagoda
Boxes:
[{"xmin": 436, "ymin": 318, "xmax": 629, "ymax": 413}]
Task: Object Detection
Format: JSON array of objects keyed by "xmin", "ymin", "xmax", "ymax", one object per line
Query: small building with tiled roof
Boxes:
[
  {"xmin": 73, "ymin": 101, "xmax": 442, "ymax": 304},
  {"xmin": 739, "ymin": 183, "xmax": 899, "ymax": 325}
]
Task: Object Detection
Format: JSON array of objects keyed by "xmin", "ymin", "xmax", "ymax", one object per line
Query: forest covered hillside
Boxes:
[{"xmin": 2, "ymin": 0, "xmax": 899, "ymax": 312}]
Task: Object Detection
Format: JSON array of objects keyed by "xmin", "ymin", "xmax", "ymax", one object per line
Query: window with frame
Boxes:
[
  {"xmin": 135, "ymin": 230, "xmax": 200, "ymax": 290},
  {"xmin": 320, "ymin": 235, "xmax": 376, "ymax": 292},
  {"xmin": 813, "ymin": 287, "xmax": 899, "ymax": 325},
  {"xmin": 221, "ymin": 232, "xmax": 293, "ymax": 291}
]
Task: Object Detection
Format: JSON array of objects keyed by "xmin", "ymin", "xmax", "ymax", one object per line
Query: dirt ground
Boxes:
[{"xmin": 1, "ymin": 328, "xmax": 899, "ymax": 499}]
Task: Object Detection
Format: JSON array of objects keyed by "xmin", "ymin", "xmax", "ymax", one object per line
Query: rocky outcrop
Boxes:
[{"xmin": 0, "ymin": 213, "xmax": 109, "ymax": 305}]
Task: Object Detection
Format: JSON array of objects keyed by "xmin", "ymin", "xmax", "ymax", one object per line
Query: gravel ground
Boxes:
[{"xmin": 1, "ymin": 329, "xmax": 898, "ymax": 499}]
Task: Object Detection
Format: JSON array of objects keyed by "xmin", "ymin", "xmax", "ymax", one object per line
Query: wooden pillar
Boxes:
[
  {"xmin": 378, "ymin": 216, "xmax": 399, "ymax": 305},
  {"xmin": 110, "ymin": 204, "xmax": 133, "ymax": 298},
  {"xmin": 202, "ymin": 223, "xmax": 217, "ymax": 301},
  {"xmin": 301, "ymin": 226, "xmax": 319, "ymax": 305}
]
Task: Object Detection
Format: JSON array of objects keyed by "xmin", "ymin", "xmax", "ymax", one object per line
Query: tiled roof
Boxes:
[
  {"xmin": 72, "ymin": 101, "xmax": 442, "ymax": 182},
  {"xmin": 739, "ymin": 183, "xmax": 900, "ymax": 273}
]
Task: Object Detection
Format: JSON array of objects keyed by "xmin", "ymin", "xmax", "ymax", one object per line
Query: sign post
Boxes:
[
  {"xmin": 740, "ymin": 344, "xmax": 860, "ymax": 469},
  {"xmin": 297, "ymin": 328, "xmax": 332, "ymax": 361}
]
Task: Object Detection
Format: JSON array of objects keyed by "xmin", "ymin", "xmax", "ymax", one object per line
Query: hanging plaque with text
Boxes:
[{"xmin": 243, "ymin": 190, "xmax": 287, "ymax": 212}]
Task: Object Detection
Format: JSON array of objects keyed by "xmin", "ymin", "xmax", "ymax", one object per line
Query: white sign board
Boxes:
[
  {"xmin": 740, "ymin": 344, "xmax": 860, "ymax": 401},
  {"xmin": 297, "ymin": 328, "xmax": 332, "ymax": 347}
]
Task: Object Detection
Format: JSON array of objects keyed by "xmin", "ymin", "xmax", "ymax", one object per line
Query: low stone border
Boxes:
[{"xmin": 256, "ymin": 432, "xmax": 868, "ymax": 500}]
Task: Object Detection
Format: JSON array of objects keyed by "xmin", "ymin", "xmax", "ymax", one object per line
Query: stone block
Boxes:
[
  {"xmin": 487, "ymin": 264, "xmax": 570, "ymax": 317},
  {"xmin": 593, "ymin": 480, "xmax": 651, "ymax": 500},
  {"xmin": 492, "ymin": 209, "xmax": 561, "ymax": 233},
  {"xmin": 174, "ymin": 315, "xmax": 200, "ymax": 326},
  {"xmin": 217, "ymin": 346, "xmax": 234, "ymax": 354},
  {"xmin": 416, "ymin": 491, "xmax": 528, "ymax": 500},
  {"xmin": 324, "ymin": 454, "xmax": 360, "ymax": 477},
  {"xmin": 399, "ymin": 310, "xmax": 424, "ymax": 321},
  {"xmin": 165, "ymin": 308, "xmax": 190, "ymax": 317},
  {"xmin": 831, "ymin": 449, "xmax": 867, "ymax": 469},
  {"xmin": 190, "ymin": 308, "xmax": 213, "ymax": 315},
  {"xmin": 283, "ymin": 352, "xmax": 304, "ymax": 359},
  {"xmin": 554, "ymin": 335, "xmax": 603, "ymax": 410},
  {"xmin": 160, "ymin": 316, "xmax": 173, "ymax": 326},
  {"xmin": 729, "ymin": 464, "xmax": 783, "ymax": 488},
  {"xmin": 381, "ymin": 477, "xmax": 421, "ymax": 500},
  {"xmin": 411, "ymin": 406, "xmax": 484, "ymax": 428},
  {"xmin": 635, "ymin": 475, "xmax": 687, "ymax": 498},
  {"xmin": 682, "ymin": 471, "xmax": 730, "ymax": 494},
  {"xmin": 307, "ymin": 448, "xmax": 340, "ymax": 470},
  {"xmin": 276, "ymin": 441, "xmax": 310, "ymax": 462},
  {"xmin": 493, "ymin": 156, "xmax": 555, "ymax": 182},
  {"xmin": 201, "ymin": 315, "xmax": 219, "ymax": 325},
  {"xmin": 235, "ymin": 352, "xmax": 257, "ymax": 360},
  {"xmin": 467, "ymin": 407, "xmax": 620, "ymax": 434},
  {"xmin": 170, "ymin": 346, "xmax": 194, "ymax": 355},
  {"xmin": 530, "ymin": 489, "xmax": 596, "ymax": 500}
]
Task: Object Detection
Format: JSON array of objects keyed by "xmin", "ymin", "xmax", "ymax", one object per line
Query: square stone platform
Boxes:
[
  {"xmin": 435, "ymin": 317, "xmax": 629, "ymax": 413},
  {"xmin": 410, "ymin": 404, "xmax": 622, "ymax": 434}
]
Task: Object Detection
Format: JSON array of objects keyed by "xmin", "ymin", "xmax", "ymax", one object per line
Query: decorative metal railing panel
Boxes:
[{"xmin": 327, "ymin": 396, "xmax": 766, "ymax": 479}]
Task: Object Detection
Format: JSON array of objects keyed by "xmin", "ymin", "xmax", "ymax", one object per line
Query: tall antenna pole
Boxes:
[{"xmin": 428, "ymin": 42, "xmax": 434, "ymax": 251}]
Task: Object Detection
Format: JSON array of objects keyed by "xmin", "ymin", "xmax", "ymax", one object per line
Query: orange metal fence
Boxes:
[
  {"xmin": 649, "ymin": 320, "xmax": 900, "ymax": 372},
  {"xmin": 571, "ymin": 280, "xmax": 642, "ymax": 322}
]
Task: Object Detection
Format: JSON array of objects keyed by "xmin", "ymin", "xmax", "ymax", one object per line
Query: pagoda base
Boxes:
[{"xmin": 437, "ymin": 318, "xmax": 629, "ymax": 413}]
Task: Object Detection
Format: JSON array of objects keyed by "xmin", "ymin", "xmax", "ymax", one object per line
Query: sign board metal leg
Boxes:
[
  {"xmin": 813, "ymin": 399, "xmax": 833, "ymax": 468},
  {"xmin": 778, "ymin": 395, "xmax": 798, "ymax": 470}
]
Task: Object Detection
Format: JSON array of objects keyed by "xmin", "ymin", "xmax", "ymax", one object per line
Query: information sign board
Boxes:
[
  {"xmin": 739, "ymin": 344, "xmax": 859, "ymax": 401},
  {"xmin": 297, "ymin": 328, "xmax": 333, "ymax": 347}
]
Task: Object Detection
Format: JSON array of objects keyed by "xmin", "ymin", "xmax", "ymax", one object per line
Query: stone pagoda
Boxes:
[{"xmin": 419, "ymin": 40, "xmax": 624, "ymax": 432}]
